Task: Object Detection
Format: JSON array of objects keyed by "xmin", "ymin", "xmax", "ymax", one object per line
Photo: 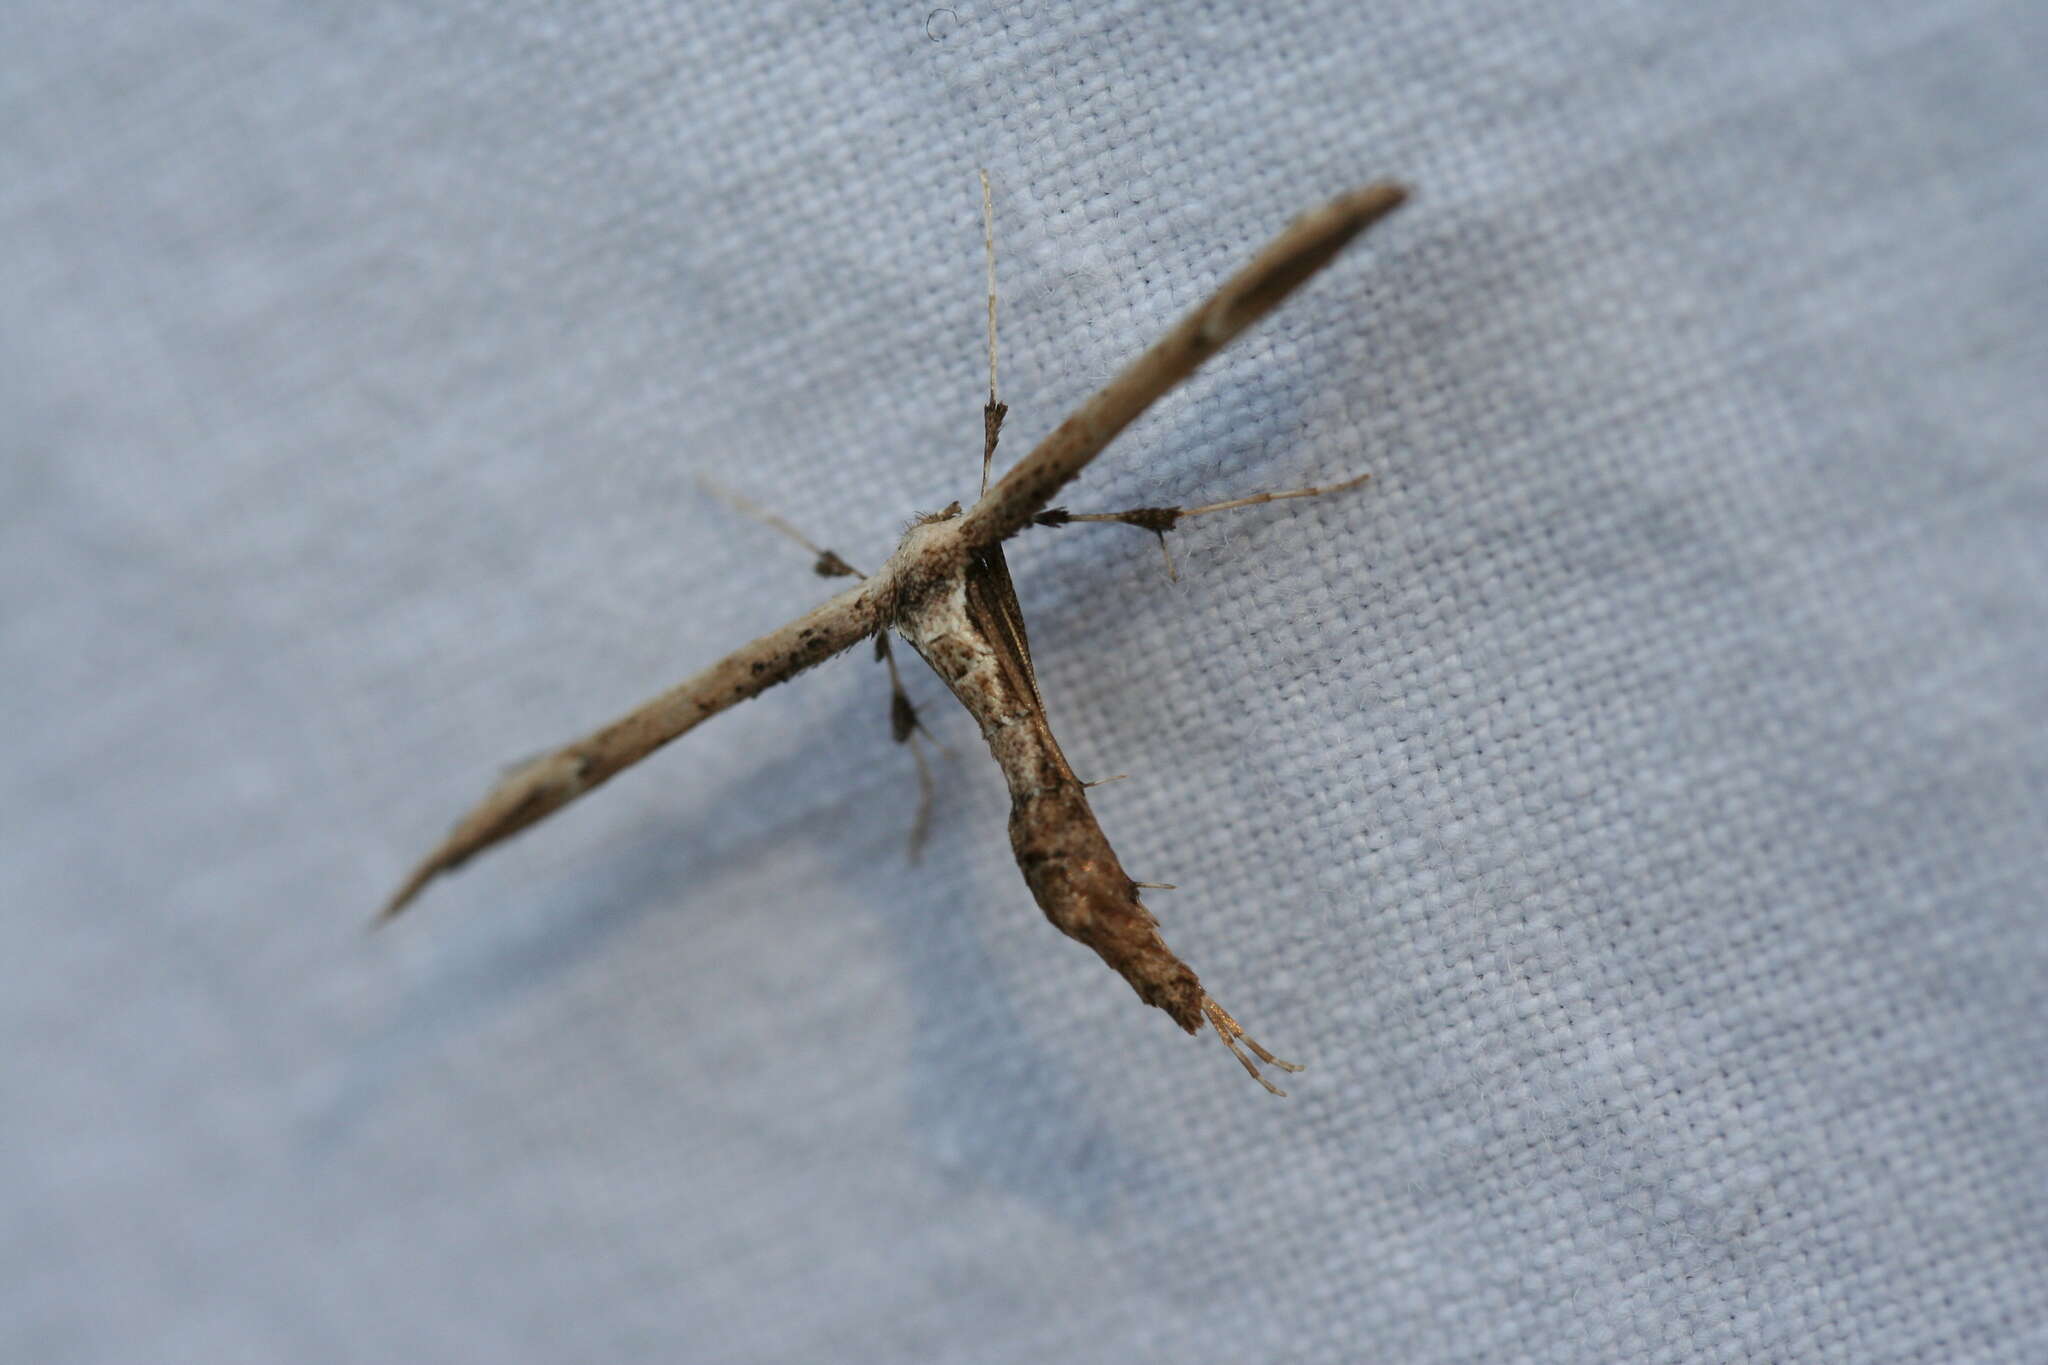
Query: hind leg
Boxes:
[{"xmin": 1031, "ymin": 471, "xmax": 1372, "ymax": 579}]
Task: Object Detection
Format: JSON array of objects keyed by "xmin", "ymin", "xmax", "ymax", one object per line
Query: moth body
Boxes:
[
  {"xmin": 375, "ymin": 182, "xmax": 1409, "ymax": 1093},
  {"xmin": 891, "ymin": 523, "xmax": 1208, "ymax": 1032}
]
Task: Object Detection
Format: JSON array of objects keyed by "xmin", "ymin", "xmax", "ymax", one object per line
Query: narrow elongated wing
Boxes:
[
  {"xmin": 957, "ymin": 183, "xmax": 1406, "ymax": 548},
  {"xmin": 963, "ymin": 543, "xmax": 1044, "ymax": 714},
  {"xmin": 378, "ymin": 578, "xmax": 881, "ymax": 922}
]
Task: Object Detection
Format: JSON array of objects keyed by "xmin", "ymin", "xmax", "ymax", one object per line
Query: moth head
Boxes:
[{"xmin": 883, "ymin": 501, "xmax": 973, "ymax": 617}]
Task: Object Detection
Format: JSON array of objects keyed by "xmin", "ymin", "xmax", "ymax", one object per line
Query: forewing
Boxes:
[{"xmin": 964, "ymin": 543, "xmax": 1046, "ymax": 718}]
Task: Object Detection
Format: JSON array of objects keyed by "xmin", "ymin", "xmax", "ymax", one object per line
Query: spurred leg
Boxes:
[
  {"xmin": 699, "ymin": 476, "xmax": 938, "ymax": 858},
  {"xmin": 1033, "ymin": 470, "xmax": 1372, "ymax": 578},
  {"xmin": 956, "ymin": 183, "xmax": 1406, "ymax": 548}
]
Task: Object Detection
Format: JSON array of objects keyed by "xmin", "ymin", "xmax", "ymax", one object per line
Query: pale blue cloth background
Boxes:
[{"xmin": 6, "ymin": 3, "xmax": 2045, "ymax": 1361}]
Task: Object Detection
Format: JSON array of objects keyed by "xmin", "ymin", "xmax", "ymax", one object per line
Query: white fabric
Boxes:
[{"xmin": 6, "ymin": 2, "xmax": 2046, "ymax": 1360}]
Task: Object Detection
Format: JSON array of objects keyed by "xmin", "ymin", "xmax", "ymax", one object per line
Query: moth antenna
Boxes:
[{"xmin": 1081, "ymin": 772, "xmax": 1130, "ymax": 789}]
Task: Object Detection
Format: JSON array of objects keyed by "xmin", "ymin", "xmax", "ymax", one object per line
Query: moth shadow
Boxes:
[
  {"xmin": 839, "ymin": 764, "xmax": 1178, "ymax": 1226},
  {"xmin": 303, "ymin": 768, "xmax": 816, "ymax": 1158},
  {"xmin": 311, "ymin": 688, "xmax": 1170, "ymax": 1223}
]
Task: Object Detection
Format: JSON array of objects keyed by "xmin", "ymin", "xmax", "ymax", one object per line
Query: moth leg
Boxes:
[
  {"xmin": 698, "ymin": 476, "xmax": 937, "ymax": 856},
  {"xmin": 978, "ymin": 168, "xmax": 1008, "ymax": 498},
  {"xmin": 696, "ymin": 475, "xmax": 867, "ymax": 580},
  {"xmin": 876, "ymin": 633, "xmax": 939, "ymax": 861},
  {"xmin": 1032, "ymin": 471, "xmax": 1373, "ymax": 581},
  {"xmin": 958, "ymin": 183, "xmax": 1406, "ymax": 548},
  {"xmin": 1202, "ymin": 997, "xmax": 1305, "ymax": 1097}
]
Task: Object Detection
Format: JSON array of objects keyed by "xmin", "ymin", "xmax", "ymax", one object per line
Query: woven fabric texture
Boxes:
[{"xmin": 5, "ymin": 3, "xmax": 2045, "ymax": 1361}]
